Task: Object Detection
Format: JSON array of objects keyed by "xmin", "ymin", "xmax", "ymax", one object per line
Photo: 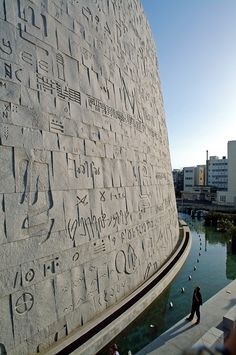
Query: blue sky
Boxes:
[{"xmin": 141, "ymin": 0, "xmax": 236, "ymax": 169}]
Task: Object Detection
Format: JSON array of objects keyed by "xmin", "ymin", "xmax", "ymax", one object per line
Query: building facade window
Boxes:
[{"xmin": 220, "ymin": 195, "xmax": 226, "ymax": 202}]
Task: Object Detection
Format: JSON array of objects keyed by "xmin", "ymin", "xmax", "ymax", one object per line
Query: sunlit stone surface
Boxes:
[{"xmin": 0, "ymin": 0, "xmax": 178, "ymax": 353}]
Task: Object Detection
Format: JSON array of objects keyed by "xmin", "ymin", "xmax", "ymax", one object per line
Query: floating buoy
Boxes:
[
  {"xmin": 149, "ymin": 324, "xmax": 155, "ymax": 328},
  {"xmin": 199, "ymin": 252, "xmax": 201, "ymax": 256},
  {"xmin": 198, "ymin": 234, "xmax": 200, "ymax": 237},
  {"xmin": 197, "ymin": 259, "xmax": 199, "ymax": 263},
  {"xmin": 194, "ymin": 266, "xmax": 197, "ymax": 271},
  {"xmin": 169, "ymin": 301, "xmax": 173, "ymax": 308},
  {"xmin": 200, "ymin": 247, "xmax": 202, "ymax": 250},
  {"xmin": 181, "ymin": 287, "xmax": 185, "ymax": 293},
  {"xmin": 188, "ymin": 275, "xmax": 192, "ymax": 280}
]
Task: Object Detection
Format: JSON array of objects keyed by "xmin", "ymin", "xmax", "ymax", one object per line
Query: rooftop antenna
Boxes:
[{"xmin": 206, "ymin": 150, "xmax": 209, "ymax": 186}]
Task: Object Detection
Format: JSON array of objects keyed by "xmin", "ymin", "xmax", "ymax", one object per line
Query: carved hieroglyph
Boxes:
[{"xmin": 0, "ymin": 0, "xmax": 178, "ymax": 353}]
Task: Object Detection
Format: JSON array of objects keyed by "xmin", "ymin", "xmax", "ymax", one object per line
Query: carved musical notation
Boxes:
[{"xmin": 87, "ymin": 95, "xmax": 145, "ymax": 132}]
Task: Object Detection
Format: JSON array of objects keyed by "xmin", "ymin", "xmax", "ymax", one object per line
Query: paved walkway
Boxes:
[{"xmin": 137, "ymin": 279, "xmax": 236, "ymax": 355}]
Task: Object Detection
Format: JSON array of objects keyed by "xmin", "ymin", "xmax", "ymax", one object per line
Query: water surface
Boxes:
[{"xmin": 97, "ymin": 214, "xmax": 236, "ymax": 354}]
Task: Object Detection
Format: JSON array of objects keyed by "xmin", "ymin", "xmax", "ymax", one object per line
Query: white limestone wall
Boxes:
[{"xmin": 0, "ymin": 0, "xmax": 178, "ymax": 353}]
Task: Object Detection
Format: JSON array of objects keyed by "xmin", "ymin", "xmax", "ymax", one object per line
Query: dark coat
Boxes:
[{"xmin": 192, "ymin": 289, "xmax": 202, "ymax": 306}]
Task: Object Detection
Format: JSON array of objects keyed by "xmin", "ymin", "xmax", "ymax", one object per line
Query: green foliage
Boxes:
[
  {"xmin": 204, "ymin": 212, "xmax": 236, "ymax": 252},
  {"xmin": 204, "ymin": 212, "xmax": 236, "ymax": 229}
]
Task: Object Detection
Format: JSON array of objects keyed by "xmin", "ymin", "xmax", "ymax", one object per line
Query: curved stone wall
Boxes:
[{"xmin": 0, "ymin": 0, "xmax": 178, "ymax": 353}]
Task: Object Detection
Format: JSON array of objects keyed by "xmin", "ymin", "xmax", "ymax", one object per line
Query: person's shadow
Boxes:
[
  {"xmin": 136, "ymin": 319, "xmax": 194, "ymax": 354},
  {"xmin": 223, "ymin": 297, "xmax": 236, "ymax": 311},
  {"xmin": 158, "ymin": 319, "xmax": 195, "ymax": 341}
]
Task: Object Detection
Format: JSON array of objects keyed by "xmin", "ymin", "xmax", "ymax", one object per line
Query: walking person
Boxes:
[
  {"xmin": 108, "ymin": 344, "xmax": 120, "ymax": 355},
  {"xmin": 186, "ymin": 286, "xmax": 202, "ymax": 324}
]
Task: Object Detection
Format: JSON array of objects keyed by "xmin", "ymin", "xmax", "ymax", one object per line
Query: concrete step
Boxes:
[
  {"xmin": 192, "ymin": 326, "xmax": 223, "ymax": 350},
  {"xmin": 223, "ymin": 304, "xmax": 236, "ymax": 332}
]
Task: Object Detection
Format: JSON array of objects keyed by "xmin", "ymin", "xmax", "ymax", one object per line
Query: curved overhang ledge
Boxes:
[{"xmin": 47, "ymin": 222, "xmax": 191, "ymax": 355}]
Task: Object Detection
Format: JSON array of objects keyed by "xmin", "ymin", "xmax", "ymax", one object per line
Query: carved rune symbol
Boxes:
[
  {"xmin": 25, "ymin": 268, "xmax": 35, "ymax": 282},
  {"xmin": 99, "ymin": 191, "xmax": 106, "ymax": 202},
  {"xmin": 15, "ymin": 292, "xmax": 34, "ymax": 314},
  {"xmin": 76, "ymin": 195, "xmax": 88, "ymax": 205},
  {"xmin": 0, "ymin": 38, "xmax": 12, "ymax": 55},
  {"xmin": 72, "ymin": 252, "xmax": 79, "ymax": 261},
  {"xmin": 68, "ymin": 219, "xmax": 78, "ymax": 245}
]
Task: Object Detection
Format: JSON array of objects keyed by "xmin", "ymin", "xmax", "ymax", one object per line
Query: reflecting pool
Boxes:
[{"xmin": 97, "ymin": 213, "xmax": 236, "ymax": 355}]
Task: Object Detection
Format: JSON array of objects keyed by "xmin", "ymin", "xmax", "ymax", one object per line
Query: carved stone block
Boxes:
[{"xmin": 0, "ymin": 0, "xmax": 179, "ymax": 353}]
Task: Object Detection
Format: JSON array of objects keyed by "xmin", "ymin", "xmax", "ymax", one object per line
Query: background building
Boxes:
[
  {"xmin": 207, "ymin": 156, "xmax": 228, "ymax": 190},
  {"xmin": 181, "ymin": 185, "xmax": 216, "ymax": 202},
  {"xmin": 183, "ymin": 165, "xmax": 205, "ymax": 192},
  {"xmin": 227, "ymin": 141, "xmax": 236, "ymax": 197},
  {"xmin": 195, "ymin": 165, "xmax": 205, "ymax": 186},
  {"xmin": 183, "ymin": 167, "xmax": 195, "ymax": 191},
  {"xmin": 217, "ymin": 141, "xmax": 236, "ymax": 206},
  {"xmin": 175, "ymin": 141, "xmax": 236, "ymax": 204},
  {"xmin": 172, "ymin": 169, "xmax": 184, "ymax": 197}
]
